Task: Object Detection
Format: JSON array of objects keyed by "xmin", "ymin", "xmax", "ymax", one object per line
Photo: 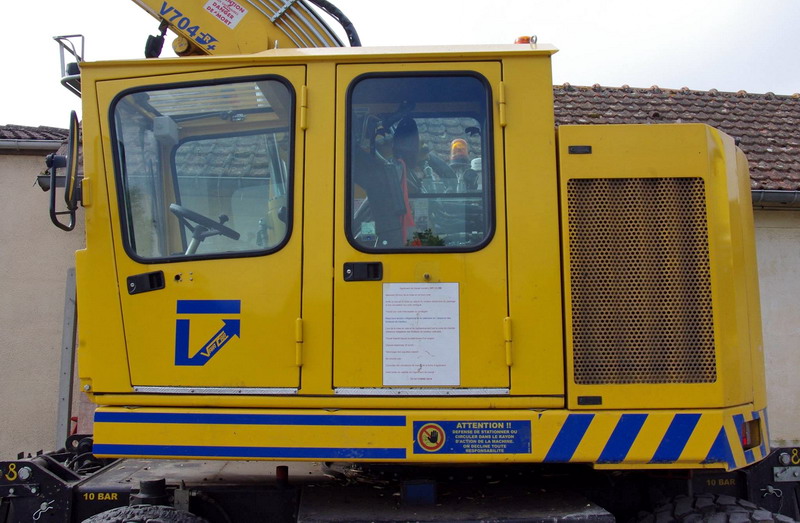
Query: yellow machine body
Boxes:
[{"xmin": 73, "ymin": 44, "xmax": 767, "ymax": 471}]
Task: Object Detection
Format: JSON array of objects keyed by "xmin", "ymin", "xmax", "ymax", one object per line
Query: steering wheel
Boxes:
[{"xmin": 169, "ymin": 203, "xmax": 240, "ymax": 255}]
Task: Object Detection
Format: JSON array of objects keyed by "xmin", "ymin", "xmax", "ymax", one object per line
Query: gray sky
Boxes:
[{"xmin": 3, "ymin": 0, "xmax": 798, "ymax": 129}]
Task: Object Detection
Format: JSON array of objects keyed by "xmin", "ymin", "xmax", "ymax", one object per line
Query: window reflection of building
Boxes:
[
  {"xmin": 348, "ymin": 75, "xmax": 492, "ymax": 251},
  {"xmin": 113, "ymin": 79, "xmax": 293, "ymax": 259}
]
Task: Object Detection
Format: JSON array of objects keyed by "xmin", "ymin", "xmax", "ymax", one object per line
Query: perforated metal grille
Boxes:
[{"xmin": 567, "ymin": 178, "xmax": 716, "ymax": 385}]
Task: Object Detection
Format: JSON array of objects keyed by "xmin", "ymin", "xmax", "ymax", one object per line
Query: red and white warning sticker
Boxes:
[
  {"xmin": 204, "ymin": 0, "xmax": 248, "ymax": 29},
  {"xmin": 416, "ymin": 423, "xmax": 446, "ymax": 452}
]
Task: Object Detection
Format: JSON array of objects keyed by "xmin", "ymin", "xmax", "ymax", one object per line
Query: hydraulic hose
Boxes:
[{"xmin": 306, "ymin": 0, "xmax": 362, "ymax": 46}]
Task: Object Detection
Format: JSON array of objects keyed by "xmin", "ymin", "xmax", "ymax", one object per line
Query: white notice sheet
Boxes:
[{"xmin": 383, "ymin": 283, "xmax": 460, "ymax": 386}]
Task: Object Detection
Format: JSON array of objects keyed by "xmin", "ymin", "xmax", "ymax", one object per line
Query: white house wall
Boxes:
[
  {"xmin": 0, "ymin": 153, "xmax": 84, "ymax": 457},
  {"xmin": 755, "ymin": 210, "xmax": 800, "ymax": 448}
]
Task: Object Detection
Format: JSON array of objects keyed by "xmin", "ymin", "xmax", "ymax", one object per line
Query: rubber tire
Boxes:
[
  {"xmin": 82, "ymin": 505, "xmax": 208, "ymax": 523},
  {"xmin": 634, "ymin": 494, "xmax": 796, "ymax": 523}
]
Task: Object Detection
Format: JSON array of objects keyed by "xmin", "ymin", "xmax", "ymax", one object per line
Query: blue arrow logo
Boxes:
[{"xmin": 174, "ymin": 300, "xmax": 241, "ymax": 366}]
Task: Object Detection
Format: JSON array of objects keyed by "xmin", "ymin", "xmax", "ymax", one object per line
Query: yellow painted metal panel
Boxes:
[
  {"xmin": 558, "ymin": 124, "xmax": 767, "ymax": 412},
  {"xmin": 74, "ymin": 69, "xmax": 134, "ymax": 394},
  {"xmin": 573, "ymin": 413, "xmax": 619, "ymax": 459},
  {"xmin": 92, "ymin": 405, "xmax": 766, "ymax": 470},
  {"xmin": 293, "ymin": 62, "xmax": 338, "ymax": 395},
  {"xmin": 76, "ymin": 45, "xmax": 557, "ymax": 83},
  {"xmin": 704, "ymin": 128, "xmax": 755, "ymax": 407},
  {"xmin": 735, "ymin": 149, "xmax": 768, "ymax": 411},
  {"xmin": 502, "ymin": 55, "xmax": 565, "ymax": 397},
  {"xmin": 93, "ymin": 65, "xmax": 306, "ymax": 390},
  {"xmin": 331, "ymin": 62, "xmax": 508, "ymax": 390},
  {"xmin": 90, "ymin": 394, "xmax": 566, "ymax": 409}
]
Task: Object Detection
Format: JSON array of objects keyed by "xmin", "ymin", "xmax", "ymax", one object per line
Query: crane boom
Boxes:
[{"xmin": 131, "ymin": 0, "xmax": 360, "ymax": 55}]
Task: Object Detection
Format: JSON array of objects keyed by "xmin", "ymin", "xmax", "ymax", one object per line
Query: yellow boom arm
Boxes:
[{"xmin": 131, "ymin": 0, "xmax": 360, "ymax": 55}]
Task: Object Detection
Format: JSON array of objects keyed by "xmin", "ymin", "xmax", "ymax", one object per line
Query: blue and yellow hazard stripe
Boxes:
[
  {"xmin": 92, "ymin": 406, "xmax": 768, "ymax": 470},
  {"xmin": 93, "ymin": 410, "xmax": 408, "ymax": 460},
  {"xmin": 535, "ymin": 408, "xmax": 768, "ymax": 470}
]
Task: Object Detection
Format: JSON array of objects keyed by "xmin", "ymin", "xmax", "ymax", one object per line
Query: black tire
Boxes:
[
  {"xmin": 634, "ymin": 494, "xmax": 796, "ymax": 523},
  {"xmin": 82, "ymin": 505, "xmax": 208, "ymax": 523}
]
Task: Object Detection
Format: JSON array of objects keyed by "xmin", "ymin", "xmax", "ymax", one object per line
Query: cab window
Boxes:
[
  {"xmin": 347, "ymin": 74, "xmax": 493, "ymax": 251},
  {"xmin": 112, "ymin": 77, "xmax": 294, "ymax": 260}
]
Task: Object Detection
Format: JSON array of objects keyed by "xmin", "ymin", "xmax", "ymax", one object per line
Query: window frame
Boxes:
[
  {"xmin": 109, "ymin": 74, "xmax": 296, "ymax": 264},
  {"xmin": 344, "ymin": 71, "xmax": 497, "ymax": 254}
]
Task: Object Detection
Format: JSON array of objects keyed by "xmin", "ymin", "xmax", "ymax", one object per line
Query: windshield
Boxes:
[
  {"xmin": 347, "ymin": 74, "xmax": 493, "ymax": 252},
  {"xmin": 112, "ymin": 77, "xmax": 294, "ymax": 260}
]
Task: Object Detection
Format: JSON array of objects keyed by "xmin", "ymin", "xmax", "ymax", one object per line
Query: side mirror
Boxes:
[
  {"xmin": 64, "ymin": 110, "xmax": 81, "ymax": 212},
  {"xmin": 42, "ymin": 111, "xmax": 81, "ymax": 231}
]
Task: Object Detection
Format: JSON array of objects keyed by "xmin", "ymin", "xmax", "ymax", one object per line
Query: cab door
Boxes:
[
  {"xmin": 333, "ymin": 64, "xmax": 509, "ymax": 392},
  {"xmin": 99, "ymin": 67, "xmax": 305, "ymax": 390}
]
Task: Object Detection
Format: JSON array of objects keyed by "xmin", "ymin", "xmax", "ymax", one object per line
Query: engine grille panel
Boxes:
[{"xmin": 566, "ymin": 177, "xmax": 716, "ymax": 385}]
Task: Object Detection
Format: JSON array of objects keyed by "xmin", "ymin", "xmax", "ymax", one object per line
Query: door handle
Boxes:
[
  {"xmin": 127, "ymin": 271, "xmax": 165, "ymax": 295},
  {"xmin": 343, "ymin": 262, "xmax": 383, "ymax": 282}
]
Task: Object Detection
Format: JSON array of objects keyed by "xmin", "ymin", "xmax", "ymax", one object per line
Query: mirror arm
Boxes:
[
  {"xmin": 43, "ymin": 111, "xmax": 81, "ymax": 231},
  {"xmin": 45, "ymin": 153, "xmax": 76, "ymax": 231},
  {"xmin": 48, "ymin": 161, "xmax": 77, "ymax": 231}
]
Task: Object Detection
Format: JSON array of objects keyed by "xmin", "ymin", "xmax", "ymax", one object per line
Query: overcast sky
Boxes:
[{"xmin": 2, "ymin": 0, "xmax": 798, "ymax": 129}]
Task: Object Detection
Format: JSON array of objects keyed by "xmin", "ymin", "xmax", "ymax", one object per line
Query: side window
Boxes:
[
  {"xmin": 347, "ymin": 74, "xmax": 493, "ymax": 251},
  {"xmin": 113, "ymin": 78, "xmax": 293, "ymax": 260}
]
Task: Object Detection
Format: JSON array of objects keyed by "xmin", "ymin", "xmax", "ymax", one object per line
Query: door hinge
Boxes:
[
  {"xmin": 81, "ymin": 177, "xmax": 91, "ymax": 207},
  {"xmin": 504, "ymin": 316, "xmax": 512, "ymax": 367},
  {"xmin": 295, "ymin": 317, "xmax": 304, "ymax": 367},
  {"xmin": 498, "ymin": 82, "xmax": 507, "ymax": 128},
  {"xmin": 300, "ymin": 85, "xmax": 308, "ymax": 130}
]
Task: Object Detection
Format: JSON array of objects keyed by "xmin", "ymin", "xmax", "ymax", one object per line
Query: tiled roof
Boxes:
[
  {"xmin": 6, "ymin": 86, "xmax": 799, "ymax": 191},
  {"xmin": 175, "ymin": 135, "xmax": 273, "ymax": 178},
  {"xmin": 553, "ymin": 85, "xmax": 800, "ymax": 190},
  {"xmin": 0, "ymin": 125, "xmax": 68, "ymax": 141}
]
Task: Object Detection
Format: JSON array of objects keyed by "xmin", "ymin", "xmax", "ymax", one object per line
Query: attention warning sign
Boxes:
[
  {"xmin": 204, "ymin": 0, "xmax": 248, "ymax": 28},
  {"xmin": 412, "ymin": 420, "xmax": 531, "ymax": 454}
]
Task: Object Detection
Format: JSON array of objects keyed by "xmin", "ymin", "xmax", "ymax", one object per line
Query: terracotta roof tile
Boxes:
[
  {"xmin": 6, "ymin": 87, "xmax": 798, "ymax": 191},
  {"xmin": 0, "ymin": 124, "xmax": 68, "ymax": 141},
  {"xmin": 554, "ymin": 85, "xmax": 800, "ymax": 190}
]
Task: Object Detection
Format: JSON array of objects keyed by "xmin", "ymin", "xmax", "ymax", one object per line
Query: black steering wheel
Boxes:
[{"xmin": 169, "ymin": 203, "xmax": 240, "ymax": 255}]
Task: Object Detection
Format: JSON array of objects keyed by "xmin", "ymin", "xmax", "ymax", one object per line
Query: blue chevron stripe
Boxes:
[
  {"xmin": 703, "ymin": 426, "xmax": 736, "ymax": 469},
  {"xmin": 544, "ymin": 414, "xmax": 594, "ymax": 462},
  {"xmin": 598, "ymin": 413, "xmax": 648, "ymax": 463},
  {"xmin": 650, "ymin": 413, "xmax": 701, "ymax": 463}
]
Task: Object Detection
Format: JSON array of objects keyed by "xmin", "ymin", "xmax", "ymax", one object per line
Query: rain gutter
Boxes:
[
  {"xmin": 751, "ymin": 190, "xmax": 800, "ymax": 209},
  {"xmin": 0, "ymin": 139, "xmax": 63, "ymax": 153}
]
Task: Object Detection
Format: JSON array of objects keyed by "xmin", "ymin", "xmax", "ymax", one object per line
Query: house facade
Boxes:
[{"xmin": 0, "ymin": 125, "xmax": 83, "ymax": 455}]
